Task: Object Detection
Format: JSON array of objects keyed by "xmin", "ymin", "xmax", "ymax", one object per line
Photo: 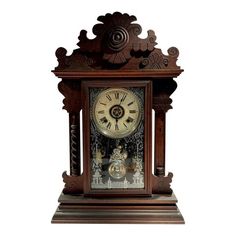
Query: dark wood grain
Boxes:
[
  {"xmin": 52, "ymin": 12, "xmax": 184, "ymax": 224},
  {"xmin": 69, "ymin": 113, "xmax": 81, "ymax": 175},
  {"xmin": 52, "ymin": 192, "xmax": 184, "ymax": 224},
  {"xmin": 62, "ymin": 172, "xmax": 83, "ymax": 194},
  {"xmin": 153, "ymin": 79, "xmax": 177, "ymax": 176},
  {"xmin": 53, "ymin": 12, "xmax": 181, "ymax": 73}
]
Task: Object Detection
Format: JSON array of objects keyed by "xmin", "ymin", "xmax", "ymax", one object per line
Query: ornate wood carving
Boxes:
[
  {"xmin": 140, "ymin": 47, "xmax": 179, "ymax": 70},
  {"xmin": 78, "ymin": 12, "xmax": 156, "ymax": 64},
  {"xmin": 153, "ymin": 96, "xmax": 172, "ymax": 113},
  {"xmin": 153, "ymin": 79, "xmax": 178, "ymax": 109},
  {"xmin": 58, "ymin": 80, "xmax": 81, "ymax": 113},
  {"xmin": 53, "ymin": 12, "xmax": 181, "ymax": 73},
  {"xmin": 62, "ymin": 171, "xmax": 83, "ymax": 194},
  {"xmin": 152, "ymin": 172, "xmax": 173, "ymax": 194}
]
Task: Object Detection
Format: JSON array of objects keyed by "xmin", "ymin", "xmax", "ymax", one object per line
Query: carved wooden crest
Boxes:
[{"xmin": 53, "ymin": 12, "xmax": 182, "ymax": 75}]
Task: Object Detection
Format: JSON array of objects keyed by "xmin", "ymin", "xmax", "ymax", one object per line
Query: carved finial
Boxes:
[{"xmin": 55, "ymin": 47, "xmax": 68, "ymax": 69}]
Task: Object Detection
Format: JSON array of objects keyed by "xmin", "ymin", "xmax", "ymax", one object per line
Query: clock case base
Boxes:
[{"xmin": 51, "ymin": 192, "xmax": 184, "ymax": 224}]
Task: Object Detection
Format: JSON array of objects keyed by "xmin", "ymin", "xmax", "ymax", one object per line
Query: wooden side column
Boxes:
[
  {"xmin": 69, "ymin": 113, "xmax": 81, "ymax": 175},
  {"xmin": 153, "ymin": 79, "xmax": 177, "ymax": 177},
  {"xmin": 153, "ymin": 108, "xmax": 166, "ymax": 176},
  {"xmin": 58, "ymin": 80, "xmax": 82, "ymax": 176}
]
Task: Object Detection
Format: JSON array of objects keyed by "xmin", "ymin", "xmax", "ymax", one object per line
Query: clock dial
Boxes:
[{"xmin": 93, "ymin": 88, "xmax": 141, "ymax": 138}]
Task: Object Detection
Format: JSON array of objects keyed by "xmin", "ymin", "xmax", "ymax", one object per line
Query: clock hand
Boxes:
[{"xmin": 115, "ymin": 119, "xmax": 120, "ymax": 131}]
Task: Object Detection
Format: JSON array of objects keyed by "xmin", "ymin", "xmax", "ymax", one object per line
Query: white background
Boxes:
[{"xmin": 0, "ymin": 0, "xmax": 236, "ymax": 235}]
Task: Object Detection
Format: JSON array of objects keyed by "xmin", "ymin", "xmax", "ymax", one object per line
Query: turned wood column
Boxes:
[
  {"xmin": 58, "ymin": 80, "xmax": 82, "ymax": 176},
  {"xmin": 69, "ymin": 113, "xmax": 81, "ymax": 175},
  {"xmin": 153, "ymin": 79, "xmax": 177, "ymax": 176}
]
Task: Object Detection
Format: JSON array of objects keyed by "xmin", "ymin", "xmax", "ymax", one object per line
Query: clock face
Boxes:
[{"xmin": 92, "ymin": 88, "xmax": 141, "ymax": 138}]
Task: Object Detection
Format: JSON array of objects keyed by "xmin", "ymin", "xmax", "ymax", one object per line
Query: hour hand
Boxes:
[{"xmin": 115, "ymin": 119, "xmax": 119, "ymax": 130}]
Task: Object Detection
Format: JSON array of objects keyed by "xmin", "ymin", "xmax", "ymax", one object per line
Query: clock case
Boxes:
[{"xmin": 51, "ymin": 12, "xmax": 184, "ymax": 223}]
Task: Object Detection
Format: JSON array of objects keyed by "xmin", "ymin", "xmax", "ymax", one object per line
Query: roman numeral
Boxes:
[
  {"xmin": 98, "ymin": 110, "xmax": 105, "ymax": 114},
  {"xmin": 120, "ymin": 93, "xmax": 127, "ymax": 103},
  {"xmin": 106, "ymin": 122, "xmax": 111, "ymax": 129},
  {"xmin": 99, "ymin": 101, "xmax": 106, "ymax": 106},
  {"xmin": 115, "ymin": 123, "xmax": 119, "ymax": 130},
  {"xmin": 128, "ymin": 101, "xmax": 134, "ymax": 106},
  {"xmin": 100, "ymin": 117, "xmax": 108, "ymax": 124},
  {"xmin": 123, "ymin": 122, "xmax": 127, "ymax": 128},
  {"xmin": 129, "ymin": 110, "xmax": 136, "ymax": 113},
  {"xmin": 106, "ymin": 94, "xmax": 112, "ymax": 101},
  {"xmin": 126, "ymin": 116, "xmax": 134, "ymax": 123},
  {"xmin": 114, "ymin": 92, "xmax": 119, "ymax": 99}
]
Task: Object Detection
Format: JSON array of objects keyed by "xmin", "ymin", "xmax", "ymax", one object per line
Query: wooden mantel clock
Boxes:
[{"xmin": 51, "ymin": 12, "xmax": 184, "ymax": 224}]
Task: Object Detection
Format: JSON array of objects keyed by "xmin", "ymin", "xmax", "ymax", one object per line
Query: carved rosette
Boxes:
[{"xmin": 140, "ymin": 47, "xmax": 180, "ymax": 70}]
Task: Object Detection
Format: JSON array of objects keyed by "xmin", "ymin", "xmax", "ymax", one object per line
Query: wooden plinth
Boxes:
[{"xmin": 51, "ymin": 192, "xmax": 184, "ymax": 224}]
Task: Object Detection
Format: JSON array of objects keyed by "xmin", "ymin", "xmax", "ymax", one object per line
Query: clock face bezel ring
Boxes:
[{"xmin": 92, "ymin": 87, "xmax": 142, "ymax": 139}]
